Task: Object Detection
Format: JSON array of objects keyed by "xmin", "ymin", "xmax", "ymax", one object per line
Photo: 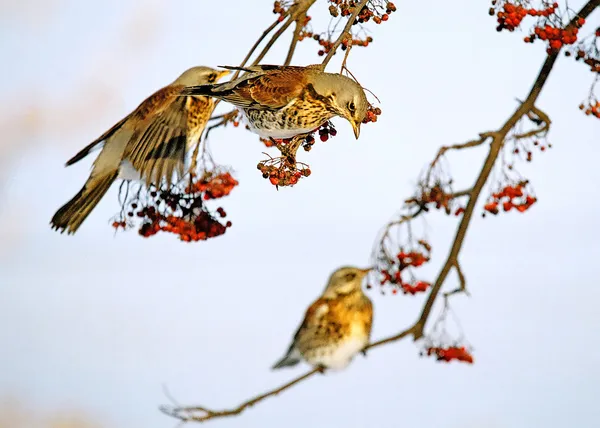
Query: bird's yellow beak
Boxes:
[
  {"xmin": 217, "ymin": 70, "xmax": 231, "ymax": 80},
  {"xmin": 350, "ymin": 120, "xmax": 361, "ymax": 139},
  {"xmin": 359, "ymin": 266, "xmax": 374, "ymax": 275}
]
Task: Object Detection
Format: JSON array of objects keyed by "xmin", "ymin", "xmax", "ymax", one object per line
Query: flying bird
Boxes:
[
  {"xmin": 272, "ymin": 266, "xmax": 373, "ymax": 371},
  {"xmin": 180, "ymin": 64, "xmax": 369, "ymax": 140},
  {"xmin": 50, "ymin": 66, "xmax": 230, "ymax": 235}
]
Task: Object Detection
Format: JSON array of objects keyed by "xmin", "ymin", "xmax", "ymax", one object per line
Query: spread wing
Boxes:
[
  {"xmin": 124, "ymin": 86, "xmax": 193, "ymax": 186},
  {"xmin": 65, "ymin": 115, "xmax": 130, "ymax": 166}
]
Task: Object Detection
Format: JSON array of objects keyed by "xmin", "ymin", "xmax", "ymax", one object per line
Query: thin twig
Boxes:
[
  {"xmin": 234, "ymin": 18, "xmax": 282, "ymax": 79},
  {"xmin": 340, "ymin": 44, "xmax": 353, "ymax": 74},
  {"xmin": 252, "ymin": 0, "xmax": 316, "ymax": 67},
  {"xmin": 442, "ymin": 260, "xmax": 469, "ymax": 298},
  {"xmin": 285, "ymin": 19, "xmax": 304, "ymax": 66},
  {"xmin": 321, "ymin": 0, "xmax": 369, "ymax": 69},
  {"xmin": 364, "ymin": 325, "xmax": 415, "ymax": 351},
  {"xmin": 160, "ymin": 368, "xmax": 321, "ymax": 423}
]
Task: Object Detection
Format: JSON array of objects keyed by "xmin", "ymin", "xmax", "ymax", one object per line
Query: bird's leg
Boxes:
[
  {"xmin": 361, "ymin": 347, "xmax": 368, "ymax": 358},
  {"xmin": 316, "ymin": 365, "xmax": 327, "ymax": 374}
]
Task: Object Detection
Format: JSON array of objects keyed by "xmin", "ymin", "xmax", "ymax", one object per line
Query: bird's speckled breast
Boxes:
[{"xmin": 243, "ymin": 96, "xmax": 334, "ymax": 139}]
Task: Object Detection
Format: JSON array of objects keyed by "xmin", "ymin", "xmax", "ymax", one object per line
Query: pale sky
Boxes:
[{"xmin": 1, "ymin": 1, "xmax": 599, "ymax": 427}]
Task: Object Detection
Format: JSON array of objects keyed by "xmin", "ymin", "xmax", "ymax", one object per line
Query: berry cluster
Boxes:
[
  {"xmin": 362, "ymin": 105, "xmax": 382, "ymax": 123},
  {"xmin": 573, "ymin": 47, "xmax": 600, "ymax": 74},
  {"xmin": 328, "ymin": 1, "xmax": 396, "ymax": 23},
  {"xmin": 490, "ymin": 1, "xmax": 593, "ymax": 55},
  {"xmin": 185, "ymin": 172, "xmax": 239, "ymax": 200},
  {"xmin": 510, "ymin": 137, "xmax": 551, "ymax": 166},
  {"xmin": 257, "ymin": 156, "xmax": 311, "ymax": 188},
  {"xmin": 529, "ymin": 23, "xmax": 581, "ymax": 52},
  {"xmin": 408, "ymin": 183, "xmax": 455, "ymax": 215},
  {"xmin": 316, "ymin": 121, "xmax": 337, "ymax": 142},
  {"xmin": 580, "ymin": 98, "xmax": 600, "ymax": 119},
  {"xmin": 262, "ymin": 121, "xmax": 338, "ymax": 152},
  {"xmin": 408, "ymin": 164, "xmax": 466, "ymax": 216},
  {"xmin": 112, "ymin": 171, "xmax": 237, "ymax": 242},
  {"xmin": 371, "ymin": 240, "xmax": 432, "ymax": 296},
  {"xmin": 311, "ymin": 33, "xmax": 374, "ymax": 56},
  {"xmin": 492, "ymin": 2, "xmax": 558, "ymax": 32},
  {"xmin": 272, "ymin": 1, "xmax": 291, "ymax": 22},
  {"xmin": 424, "ymin": 346, "xmax": 474, "ymax": 364},
  {"xmin": 483, "ymin": 181, "xmax": 537, "ymax": 216},
  {"xmin": 259, "ymin": 137, "xmax": 276, "ymax": 148},
  {"xmin": 137, "ymin": 209, "xmax": 229, "ymax": 242},
  {"xmin": 314, "ymin": 35, "xmax": 335, "ymax": 56},
  {"xmin": 341, "ymin": 35, "xmax": 374, "ymax": 49}
]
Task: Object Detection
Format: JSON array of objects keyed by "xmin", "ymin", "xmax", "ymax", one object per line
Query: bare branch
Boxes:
[
  {"xmin": 443, "ymin": 260, "xmax": 469, "ymax": 299},
  {"xmin": 364, "ymin": 325, "xmax": 416, "ymax": 351},
  {"xmin": 252, "ymin": 0, "xmax": 316, "ymax": 67},
  {"xmin": 321, "ymin": 0, "xmax": 369, "ymax": 69},
  {"xmin": 235, "ymin": 19, "xmax": 282, "ymax": 79},
  {"xmin": 285, "ymin": 19, "xmax": 304, "ymax": 66},
  {"xmin": 429, "ymin": 132, "xmax": 496, "ymax": 170},
  {"xmin": 160, "ymin": 368, "xmax": 320, "ymax": 423}
]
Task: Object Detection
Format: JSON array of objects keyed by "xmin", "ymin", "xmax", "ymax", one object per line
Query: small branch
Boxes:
[
  {"xmin": 252, "ymin": 0, "xmax": 316, "ymax": 67},
  {"xmin": 430, "ymin": 132, "xmax": 496, "ymax": 170},
  {"xmin": 252, "ymin": 18, "xmax": 295, "ymax": 67},
  {"xmin": 160, "ymin": 368, "xmax": 321, "ymax": 423},
  {"xmin": 204, "ymin": 110, "xmax": 239, "ymax": 142},
  {"xmin": 234, "ymin": 18, "xmax": 282, "ymax": 79},
  {"xmin": 340, "ymin": 43, "xmax": 353, "ymax": 74},
  {"xmin": 512, "ymin": 105, "xmax": 551, "ymax": 139},
  {"xmin": 404, "ymin": 189, "xmax": 472, "ymax": 206},
  {"xmin": 320, "ymin": 0, "xmax": 369, "ymax": 69},
  {"xmin": 284, "ymin": 19, "xmax": 304, "ymax": 66},
  {"xmin": 443, "ymin": 260, "xmax": 469, "ymax": 299},
  {"xmin": 364, "ymin": 325, "xmax": 416, "ymax": 351}
]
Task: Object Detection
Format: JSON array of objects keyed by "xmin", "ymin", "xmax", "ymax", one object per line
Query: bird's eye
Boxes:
[
  {"xmin": 344, "ymin": 272, "xmax": 357, "ymax": 281},
  {"xmin": 208, "ymin": 73, "xmax": 217, "ymax": 83},
  {"xmin": 347, "ymin": 102, "xmax": 356, "ymax": 112}
]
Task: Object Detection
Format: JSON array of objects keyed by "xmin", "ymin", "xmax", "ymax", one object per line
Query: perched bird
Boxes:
[
  {"xmin": 180, "ymin": 64, "xmax": 369, "ymax": 140},
  {"xmin": 50, "ymin": 66, "xmax": 230, "ymax": 235},
  {"xmin": 272, "ymin": 266, "xmax": 373, "ymax": 371}
]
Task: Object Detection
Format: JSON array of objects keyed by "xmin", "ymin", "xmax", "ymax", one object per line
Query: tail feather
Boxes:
[
  {"xmin": 180, "ymin": 84, "xmax": 215, "ymax": 97},
  {"xmin": 218, "ymin": 64, "xmax": 279, "ymax": 72},
  {"xmin": 271, "ymin": 348, "xmax": 302, "ymax": 370},
  {"xmin": 50, "ymin": 170, "xmax": 118, "ymax": 234}
]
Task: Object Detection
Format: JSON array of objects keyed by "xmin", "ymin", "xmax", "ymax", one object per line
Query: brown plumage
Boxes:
[
  {"xmin": 50, "ymin": 66, "xmax": 230, "ymax": 235},
  {"xmin": 272, "ymin": 266, "xmax": 373, "ymax": 371},
  {"xmin": 181, "ymin": 64, "xmax": 369, "ymax": 140}
]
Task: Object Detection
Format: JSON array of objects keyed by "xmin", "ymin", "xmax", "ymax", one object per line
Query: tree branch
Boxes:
[
  {"xmin": 160, "ymin": 368, "xmax": 321, "ymax": 423},
  {"xmin": 320, "ymin": 0, "xmax": 369, "ymax": 69},
  {"xmin": 252, "ymin": 0, "xmax": 316, "ymax": 67},
  {"xmin": 165, "ymin": 1, "xmax": 600, "ymax": 424},
  {"xmin": 408, "ymin": 0, "xmax": 600, "ymax": 340}
]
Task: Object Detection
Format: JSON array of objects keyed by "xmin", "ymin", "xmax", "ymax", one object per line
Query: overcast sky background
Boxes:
[{"xmin": 1, "ymin": 1, "xmax": 599, "ymax": 427}]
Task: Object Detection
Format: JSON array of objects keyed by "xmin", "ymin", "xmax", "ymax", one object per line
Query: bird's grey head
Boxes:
[
  {"xmin": 312, "ymin": 73, "xmax": 369, "ymax": 139},
  {"xmin": 323, "ymin": 266, "xmax": 372, "ymax": 298},
  {"xmin": 173, "ymin": 66, "xmax": 230, "ymax": 86}
]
